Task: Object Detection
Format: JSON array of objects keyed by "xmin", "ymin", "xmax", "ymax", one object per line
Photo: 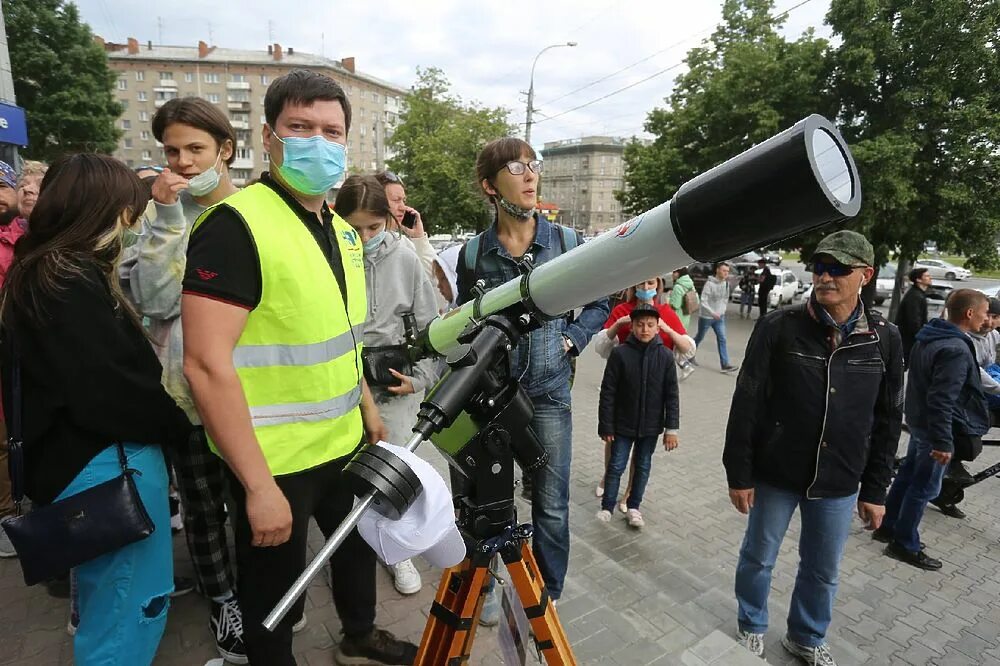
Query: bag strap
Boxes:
[
  {"xmin": 464, "ymin": 234, "xmax": 481, "ymax": 273},
  {"xmin": 7, "ymin": 329, "xmax": 24, "ymax": 514}
]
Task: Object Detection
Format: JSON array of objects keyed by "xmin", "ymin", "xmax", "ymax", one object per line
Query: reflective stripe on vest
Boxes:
[{"xmin": 193, "ymin": 182, "xmax": 367, "ymax": 475}]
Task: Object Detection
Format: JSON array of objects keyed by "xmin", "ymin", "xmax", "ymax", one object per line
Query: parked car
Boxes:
[
  {"xmin": 874, "ymin": 263, "xmax": 896, "ymax": 306},
  {"xmin": 914, "ymin": 258, "xmax": 971, "ymax": 281},
  {"xmin": 731, "ymin": 268, "xmax": 799, "ymax": 307}
]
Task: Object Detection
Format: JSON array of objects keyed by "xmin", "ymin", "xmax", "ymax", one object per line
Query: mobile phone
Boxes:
[{"xmin": 402, "ymin": 210, "xmax": 417, "ymax": 229}]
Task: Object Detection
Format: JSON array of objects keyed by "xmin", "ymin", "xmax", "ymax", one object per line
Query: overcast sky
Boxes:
[{"xmin": 75, "ymin": 0, "xmax": 832, "ymax": 149}]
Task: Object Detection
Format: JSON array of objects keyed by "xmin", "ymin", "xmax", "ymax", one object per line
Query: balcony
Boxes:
[
  {"xmin": 226, "ymin": 81, "xmax": 251, "ymax": 90},
  {"xmin": 230, "ymin": 120, "xmax": 250, "ymax": 130},
  {"xmin": 232, "ymin": 158, "xmax": 255, "ymax": 170},
  {"xmin": 227, "ymin": 101, "xmax": 251, "ymax": 111},
  {"xmin": 158, "ymin": 79, "xmax": 177, "ymax": 88}
]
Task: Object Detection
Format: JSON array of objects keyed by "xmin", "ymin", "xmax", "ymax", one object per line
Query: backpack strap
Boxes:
[
  {"xmin": 557, "ymin": 224, "xmax": 579, "ymax": 256},
  {"xmin": 464, "ymin": 234, "xmax": 481, "ymax": 273}
]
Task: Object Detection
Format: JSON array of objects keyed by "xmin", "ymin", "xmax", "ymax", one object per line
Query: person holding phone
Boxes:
[
  {"xmin": 336, "ymin": 174, "xmax": 440, "ymax": 598},
  {"xmin": 375, "ymin": 171, "xmax": 436, "ymax": 278}
]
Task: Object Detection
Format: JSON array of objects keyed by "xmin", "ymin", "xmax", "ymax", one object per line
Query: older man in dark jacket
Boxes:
[
  {"xmin": 723, "ymin": 230, "xmax": 904, "ymax": 665},
  {"xmin": 874, "ymin": 289, "xmax": 990, "ymax": 570}
]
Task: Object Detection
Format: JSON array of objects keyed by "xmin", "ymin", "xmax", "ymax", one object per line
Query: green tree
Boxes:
[
  {"xmin": 826, "ymin": 0, "xmax": 1000, "ymax": 315},
  {"xmin": 6, "ymin": 0, "xmax": 122, "ymax": 160},
  {"xmin": 618, "ymin": 0, "xmax": 830, "ymax": 218},
  {"xmin": 387, "ymin": 67, "xmax": 514, "ymax": 235}
]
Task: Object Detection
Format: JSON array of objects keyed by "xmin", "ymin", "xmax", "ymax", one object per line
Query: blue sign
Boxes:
[{"xmin": 0, "ymin": 103, "xmax": 28, "ymax": 146}]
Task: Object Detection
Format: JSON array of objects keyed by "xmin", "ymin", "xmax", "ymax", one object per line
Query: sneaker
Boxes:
[
  {"xmin": 171, "ymin": 576, "xmax": 196, "ymax": 598},
  {"xmin": 781, "ymin": 636, "xmax": 837, "ymax": 665},
  {"xmin": 626, "ymin": 509, "xmax": 644, "ymax": 529},
  {"xmin": 618, "ymin": 501, "xmax": 628, "ymax": 514},
  {"xmin": 679, "ymin": 362, "xmax": 696, "ymax": 381},
  {"xmin": 292, "ymin": 613, "xmax": 308, "ymax": 633},
  {"xmin": 722, "ymin": 364, "xmax": 740, "ymax": 373},
  {"xmin": 479, "ymin": 586, "xmax": 501, "ymax": 627},
  {"xmin": 736, "ymin": 629, "xmax": 765, "ymax": 658},
  {"xmin": 210, "ymin": 597, "xmax": 248, "ymax": 665},
  {"xmin": 0, "ymin": 524, "xmax": 16, "ymax": 558},
  {"xmin": 335, "ymin": 627, "xmax": 418, "ymax": 665},
  {"xmin": 688, "ymin": 356, "xmax": 700, "ymax": 367},
  {"xmin": 66, "ymin": 617, "xmax": 78, "ymax": 637},
  {"xmin": 389, "ymin": 559, "xmax": 422, "ymax": 595},
  {"xmin": 884, "ymin": 542, "xmax": 942, "ymax": 571},
  {"xmin": 595, "ymin": 483, "xmax": 604, "ymax": 498},
  {"xmin": 596, "ymin": 509, "xmax": 612, "ymax": 522}
]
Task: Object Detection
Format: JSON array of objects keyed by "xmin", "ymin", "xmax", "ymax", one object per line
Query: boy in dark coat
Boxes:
[{"xmin": 598, "ymin": 304, "xmax": 680, "ymax": 528}]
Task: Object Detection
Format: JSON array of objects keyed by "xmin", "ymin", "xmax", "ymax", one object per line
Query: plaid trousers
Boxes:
[{"xmin": 170, "ymin": 427, "xmax": 235, "ymax": 600}]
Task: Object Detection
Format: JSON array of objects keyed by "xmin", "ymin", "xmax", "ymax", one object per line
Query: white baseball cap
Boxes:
[{"xmin": 357, "ymin": 442, "xmax": 466, "ymax": 569}]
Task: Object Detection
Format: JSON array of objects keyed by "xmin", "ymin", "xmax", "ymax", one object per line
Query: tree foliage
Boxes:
[
  {"xmin": 387, "ymin": 68, "xmax": 514, "ymax": 235},
  {"xmin": 6, "ymin": 0, "xmax": 122, "ymax": 161}
]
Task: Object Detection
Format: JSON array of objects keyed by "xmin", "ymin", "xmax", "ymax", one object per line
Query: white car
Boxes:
[
  {"xmin": 731, "ymin": 268, "xmax": 800, "ymax": 308},
  {"xmin": 914, "ymin": 259, "xmax": 971, "ymax": 281}
]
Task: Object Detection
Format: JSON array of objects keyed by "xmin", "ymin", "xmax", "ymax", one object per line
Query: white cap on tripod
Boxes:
[{"xmin": 357, "ymin": 442, "xmax": 466, "ymax": 569}]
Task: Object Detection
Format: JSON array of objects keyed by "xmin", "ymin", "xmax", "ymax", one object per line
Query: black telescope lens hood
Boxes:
[{"xmin": 670, "ymin": 114, "xmax": 861, "ymax": 262}]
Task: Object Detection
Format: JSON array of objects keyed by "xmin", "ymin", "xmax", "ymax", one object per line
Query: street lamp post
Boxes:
[{"xmin": 524, "ymin": 41, "xmax": 576, "ymax": 146}]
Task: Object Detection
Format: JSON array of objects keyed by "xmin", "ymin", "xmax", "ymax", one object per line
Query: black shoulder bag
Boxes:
[{"xmin": 0, "ymin": 333, "xmax": 156, "ymax": 586}]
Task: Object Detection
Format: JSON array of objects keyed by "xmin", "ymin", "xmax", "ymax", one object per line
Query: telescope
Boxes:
[{"xmin": 264, "ymin": 115, "xmax": 862, "ymax": 648}]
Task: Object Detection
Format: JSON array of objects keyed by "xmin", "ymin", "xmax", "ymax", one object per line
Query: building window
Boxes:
[
  {"xmin": 124, "ymin": 138, "xmax": 133, "ymax": 148},
  {"xmin": 117, "ymin": 79, "xmax": 127, "ymax": 91},
  {"xmin": 236, "ymin": 147, "xmax": 253, "ymax": 160},
  {"xmin": 120, "ymin": 99, "xmax": 129, "ymax": 110},
  {"xmin": 141, "ymin": 150, "xmax": 152, "ymax": 161},
  {"xmin": 135, "ymin": 71, "xmax": 145, "ymax": 82},
  {"xmin": 204, "ymin": 73, "xmax": 220, "ymax": 84},
  {"xmin": 228, "ymin": 91, "xmax": 250, "ymax": 102},
  {"xmin": 137, "ymin": 91, "xmax": 147, "ymax": 102},
  {"xmin": 140, "ymin": 130, "xmax": 151, "ymax": 140},
  {"xmin": 372, "ymin": 92, "xmax": 379, "ymax": 103},
  {"xmin": 263, "ymin": 152, "xmax": 270, "ymax": 163},
  {"xmin": 155, "ymin": 90, "xmax": 177, "ymax": 102},
  {"xmin": 230, "ymin": 112, "xmax": 250, "ymax": 124},
  {"xmin": 121, "ymin": 119, "xmax": 131, "ymax": 130},
  {"xmin": 185, "ymin": 72, "xmax": 194, "ymax": 83},
  {"xmin": 207, "ymin": 93, "xmax": 220, "ymax": 103},
  {"xmin": 159, "ymin": 71, "xmax": 174, "ymax": 80},
  {"xmin": 139, "ymin": 111, "xmax": 149, "ymax": 122},
  {"xmin": 260, "ymin": 74, "xmax": 269, "ymax": 85},
  {"xmin": 230, "ymin": 74, "xmax": 245, "ymax": 83}
]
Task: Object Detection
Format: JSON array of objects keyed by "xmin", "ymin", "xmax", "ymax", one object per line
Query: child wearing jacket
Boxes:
[{"xmin": 597, "ymin": 304, "xmax": 680, "ymax": 529}]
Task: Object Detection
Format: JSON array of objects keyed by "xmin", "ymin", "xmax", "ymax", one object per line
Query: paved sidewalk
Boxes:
[{"xmin": 5, "ymin": 306, "xmax": 1000, "ymax": 665}]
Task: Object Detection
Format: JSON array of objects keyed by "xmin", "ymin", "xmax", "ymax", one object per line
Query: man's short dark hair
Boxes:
[
  {"xmin": 264, "ymin": 69, "xmax": 352, "ymax": 133},
  {"xmin": 946, "ymin": 288, "xmax": 988, "ymax": 323},
  {"xmin": 908, "ymin": 267, "xmax": 929, "ymax": 283}
]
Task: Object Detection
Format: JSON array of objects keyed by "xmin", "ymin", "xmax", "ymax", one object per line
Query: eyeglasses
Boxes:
[
  {"xmin": 380, "ymin": 170, "xmax": 404, "ymax": 185},
  {"xmin": 503, "ymin": 160, "xmax": 543, "ymax": 176},
  {"xmin": 808, "ymin": 261, "xmax": 866, "ymax": 277}
]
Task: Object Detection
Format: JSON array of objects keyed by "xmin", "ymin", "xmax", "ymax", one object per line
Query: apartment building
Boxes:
[
  {"xmin": 100, "ymin": 37, "xmax": 408, "ymax": 186},
  {"xmin": 540, "ymin": 136, "xmax": 627, "ymax": 234}
]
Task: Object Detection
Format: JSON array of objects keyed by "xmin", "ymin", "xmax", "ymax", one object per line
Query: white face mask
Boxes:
[{"xmin": 186, "ymin": 151, "xmax": 223, "ymax": 197}]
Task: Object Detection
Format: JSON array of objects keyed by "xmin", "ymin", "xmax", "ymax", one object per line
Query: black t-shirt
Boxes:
[{"xmin": 183, "ymin": 172, "xmax": 347, "ymax": 308}]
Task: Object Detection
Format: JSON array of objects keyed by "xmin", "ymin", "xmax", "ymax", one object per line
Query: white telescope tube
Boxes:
[{"xmin": 425, "ymin": 114, "xmax": 861, "ymax": 355}]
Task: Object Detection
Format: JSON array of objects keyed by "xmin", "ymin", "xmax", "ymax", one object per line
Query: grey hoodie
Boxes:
[
  {"xmin": 699, "ymin": 275, "xmax": 730, "ymax": 319},
  {"xmin": 363, "ymin": 231, "xmax": 440, "ymax": 399}
]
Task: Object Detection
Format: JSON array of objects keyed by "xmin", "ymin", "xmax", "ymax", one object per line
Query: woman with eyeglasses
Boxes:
[
  {"xmin": 333, "ymin": 174, "xmax": 440, "ymax": 597},
  {"xmin": 0, "ymin": 154, "xmax": 191, "ymax": 665},
  {"xmin": 455, "ymin": 138, "xmax": 610, "ymax": 623}
]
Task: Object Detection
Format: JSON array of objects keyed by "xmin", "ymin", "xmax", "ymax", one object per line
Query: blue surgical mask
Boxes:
[
  {"xmin": 272, "ymin": 131, "xmax": 347, "ymax": 196},
  {"xmin": 122, "ymin": 218, "xmax": 147, "ymax": 248},
  {"xmin": 635, "ymin": 288, "xmax": 656, "ymax": 301},
  {"xmin": 363, "ymin": 229, "xmax": 386, "ymax": 255}
]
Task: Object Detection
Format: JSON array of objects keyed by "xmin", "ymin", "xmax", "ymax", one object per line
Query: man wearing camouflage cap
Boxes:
[
  {"xmin": 723, "ymin": 230, "xmax": 904, "ymax": 664},
  {"xmin": 0, "ymin": 161, "xmax": 19, "ymax": 216}
]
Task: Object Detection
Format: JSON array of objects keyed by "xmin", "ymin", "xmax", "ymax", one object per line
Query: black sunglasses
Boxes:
[
  {"xmin": 380, "ymin": 170, "xmax": 404, "ymax": 185},
  {"xmin": 503, "ymin": 160, "xmax": 543, "ymax": 176},
  {"xmin": 807, "ymin": 260, "xmax": 866, "ymax": 277}
]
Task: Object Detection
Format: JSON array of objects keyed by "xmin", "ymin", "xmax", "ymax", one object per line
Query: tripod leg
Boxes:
[
  {"xmin": 415, "ymin": 557, "xmax": 492, "ymax": 664},
  {"xmin": 503, "ymin": 543, "xmax": 576, "ymax": 664}
]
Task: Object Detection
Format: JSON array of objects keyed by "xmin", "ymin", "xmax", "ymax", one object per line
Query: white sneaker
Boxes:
[
  {"xmin": 618, "ymin": 501, "xmax": 628, "ymax": 514},
  {"xmin": 596, "ymin": 509, "xmax": 612, "ymax": 522},
  {"xmin": 782, "ymin": 636, "xmax": 836, "ymax": 665},
  {"xmin": 0, "ymin": 525, "xmax": 17, "ymax": 558},
  {"xmin": 595, "ymin": 484, "xmax": 604, "ymax": 498},
  {"xmin": 292, "ymin": 613, "xmax": 307, "ymax": 633},
  {"xmin": 679, "ymin": 363, "xmax": 696, "ymax": 381},
  {"xmin": 390, "ymin": 559, "xmax": 422, "ymax": 595},
  {"xmin": 626, "ymin": 509, "xmax": 645, "ymax": 529},
  {"xmin": 737, "ymin": 629, "xmax": 766, "ymax": 658}
]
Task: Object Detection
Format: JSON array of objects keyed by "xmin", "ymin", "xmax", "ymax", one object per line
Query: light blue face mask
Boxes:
[
  {"xmin": 363, "ymin": 229, "xmax": 386, "ymax": 254},
  {"xmin": 272, "ymin": 131, "xmax": 347, "ymax": 196},
  {"xmin": 635, "ymin": 288, "xmax": 657, "ymax": 301},
  {"xmin": 122, "ymin": 218, "xmax": 147, "ymax": 248}
]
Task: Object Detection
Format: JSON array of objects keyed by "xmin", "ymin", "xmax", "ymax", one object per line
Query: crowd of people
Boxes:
[{"xmin": 0, "ymin": 66, "xmax": 991, "ymax": 666}]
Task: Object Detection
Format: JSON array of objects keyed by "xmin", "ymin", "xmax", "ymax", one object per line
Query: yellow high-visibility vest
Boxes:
[{"xmin": 193, "ymin": 182, "xmax": 366, "ymax": 475}]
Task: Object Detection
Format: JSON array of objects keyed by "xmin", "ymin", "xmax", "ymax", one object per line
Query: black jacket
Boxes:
[
  {"xmin": 895, "ymin": 286, "xmax": 928, "ymax": 363},
  {"xmin": 0, "ymin": 264, "xmax": 192, "ymax": 504},
  {"xmin": 599, "ymin": 334, "xmax": 679, "ymax": 438},
  {"xmin": 723, "ymin": 303, "xmax": 903, "ymax": 504},
  {"xmin": 905, "ymin": 319, "xmax": 989, "ymax": 451}
]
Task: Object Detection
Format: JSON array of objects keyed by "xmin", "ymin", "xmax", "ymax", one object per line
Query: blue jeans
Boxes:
[
  {"xmin": 882, "ymin": 426, "xmax": 947, "ymax": 552},
  {"xmin": 529, "ymin": 386, "xmax": 573, "ymax": 600},
  {"xmin": 56, "ymin": 443, "xmax": 173, "ymax": 666},
  {"xmin": 694, "ymin": 316, "xmax": 731, "ymax": 367},
  {"xmin": 602, "ymin": 436, "xmax": 657, "ymax": 512},
  {"xmin": 735, "ymin": 483, "xmax": 856, "ymax": 647}
]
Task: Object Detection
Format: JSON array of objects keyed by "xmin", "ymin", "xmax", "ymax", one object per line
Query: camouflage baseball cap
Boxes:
[
  {"xmin": 811, "ymin": 230, "xmax": 874, "ymax": 267},
  {"xmin": 0, "ymin": 161, "xmax": 16, "ymax": 189}
]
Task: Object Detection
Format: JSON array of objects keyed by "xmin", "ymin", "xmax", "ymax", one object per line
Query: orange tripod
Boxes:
[{"xmin": 415, "ymin": 523, "xmax": 575, "ymax": 664}]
